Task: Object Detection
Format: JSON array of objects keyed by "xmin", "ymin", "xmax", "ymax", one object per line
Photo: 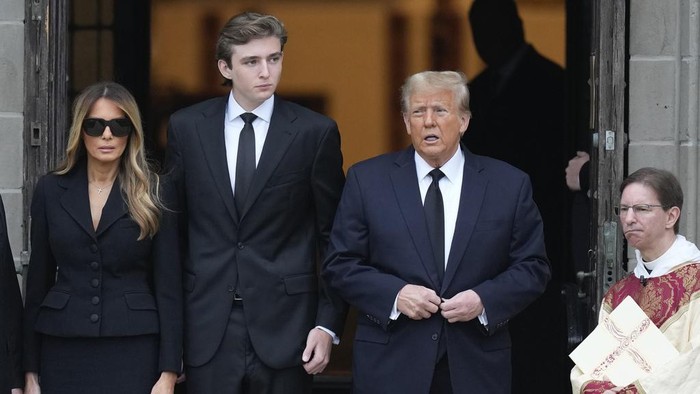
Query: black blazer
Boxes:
[
  {"xmin": 23, "ymin": 161, "xmax": 182, "ymax": 373},
  {"xmin": 0, "ymin": 196, "xmax": 23, "ymax": 393},
  {"xmin": 166, "ymin": 95, "xmax": 347, "ymax": 368}
]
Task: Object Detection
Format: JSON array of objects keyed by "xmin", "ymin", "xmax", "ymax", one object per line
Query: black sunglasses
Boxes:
[{"xmin": 82, "ymin": 118, "xmax": 134, "ymax": 137}]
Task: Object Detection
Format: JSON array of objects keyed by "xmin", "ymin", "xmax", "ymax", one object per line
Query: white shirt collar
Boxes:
[
  {"xmin": 226, "ymin": 92, "xmax": 275, "ymax": 123},
  {"xmin": 414, "ymin": 146, "xmax": 465, "ymax": 182}
]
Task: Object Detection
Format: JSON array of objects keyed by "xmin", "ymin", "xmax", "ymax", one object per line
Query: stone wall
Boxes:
[
  {"xmin": 0, "ymin": 0, "xmax": 25, "ymax": 275},
  {"xmin": 629, "ymin": 0, "xmax": 700, "ymax": 241}
]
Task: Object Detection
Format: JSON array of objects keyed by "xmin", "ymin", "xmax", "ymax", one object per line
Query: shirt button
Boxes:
[
  {"xmin": 91, "ymin": 296, "xmax": 100, "ymax": 305},
  {"xmin": 90, "ymin": 314, "xmax": 99, "ymax": 323},
  {"xmin": 91, "ymin": 278, "xmax": 100, "ymax": 287},
  {"xmin": 431, "ymin": 333, "xmax": 439, "ymax": 341},
  {"xmin": 90, "ymin": 261, "xmax": 99, "ymax": 270}
]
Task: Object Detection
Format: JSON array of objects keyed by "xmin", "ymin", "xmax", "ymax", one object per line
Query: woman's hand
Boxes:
[{"xmin": 150, "ymin": 371, "xmax": 177, "ymax": 394}]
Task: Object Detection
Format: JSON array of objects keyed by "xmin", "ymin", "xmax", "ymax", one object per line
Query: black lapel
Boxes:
[
  {"xmin": 390, "ymin": 147, "xmax": 441, "ymax": 289},
  {"xmin": 239, "ymin": 97, "xmax": 298, "ymax": 219},
  {"xmin": 58, "ymin": 162, "xmax": 97, "ymax": 239},
  {"xmin": 442, "ymin": 147, "xmax": 487, "ymax": 289},
  {"xmin": 95, "ymin": 177, "xmax": 128, "ymax": 237},
  {"xmin": 195, "ymin": 97, "xmax": 239, "ymax": 223}
]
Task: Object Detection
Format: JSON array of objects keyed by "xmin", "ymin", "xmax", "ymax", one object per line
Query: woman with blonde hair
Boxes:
[{"xmin": 23, "ymin": 81, "xmax": 181, "ymax": 394}]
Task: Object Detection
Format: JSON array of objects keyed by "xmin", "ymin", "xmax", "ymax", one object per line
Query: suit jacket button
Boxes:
[
  {"xmin": 91, "ymin": 278, "xmax": 99, "ymax": 287},
  {"xmin": 91, "ymin": 296, "xmax": 100, "ymax": 305},
  {"xmin": 227, "ymin": 285, "xmax": 234, "ymax": 292},
  {"xmin": 237, "ymin": 242, "xmax": 244, "ymax": 249},
  {"xmin": 90, "ymin": 314, "xmax": 99, "ymax": 323},
  {"xmin": 90, "ymin": 244, "xmax": 98, "ymax": 253},
  {"xmin": 431, "ymin": 333, "xmax": 439, "ymax": 341}
]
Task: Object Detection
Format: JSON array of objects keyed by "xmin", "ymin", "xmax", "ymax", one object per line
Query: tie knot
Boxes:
[
  {"xmin": 429, "ymin": 168, "xmax": 445, "ymax": 182},
  {"xmin": 240, "ymin": 112, "xmax": 257, "ymax": 125}
]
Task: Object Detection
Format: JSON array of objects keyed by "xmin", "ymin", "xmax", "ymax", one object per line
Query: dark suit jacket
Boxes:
[
  {"xmin": 0, "ymin": 196, "xmax": 23, "ymax": 393},
  {"xmin": 23, "ymin": 161, "xmax": 182, "ymax": 373},
  {"xmin": 165, "ymin": 95, "xmax": 346, "ymax": 369},
  {"xmin": 322, "ymin": 146, "xmax": 551, "ymax": 394}
]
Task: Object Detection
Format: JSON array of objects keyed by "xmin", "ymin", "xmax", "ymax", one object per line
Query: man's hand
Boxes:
[
  {"xmin": 302, "ymin": 328, "xmax": 333, "ymax": 375},
  {"xmin": 24, "ymin": 373, "xmax": 40, "ymax": 394},
  {"xmin": 565, "ymin": 151, "xmax": 590, "ymax": 191},
  {"xmin": 440, "ymin": 290, "xmax": 484, "ymax": 323},
  {"xmin": 150, "ymin": 371, "xmax": 177, "ymax": 394},
  {"xmin": 397, "ymin": 284, "xmax": 441, "ymax": 320}
]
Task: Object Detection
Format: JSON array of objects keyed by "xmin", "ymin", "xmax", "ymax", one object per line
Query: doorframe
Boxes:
[
  {"xmin": 586, "ymin": 0, "xmax": 628, "ymax": 331},
  {"xmin": 23, "ymin": 0, "xmax": 70, "ymax": 279}
]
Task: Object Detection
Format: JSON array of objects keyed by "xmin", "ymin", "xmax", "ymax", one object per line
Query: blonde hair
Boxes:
[
  {"xmin": 56, "ymin": 81, "xmax": 161, "ymax": 240},
  {"xmin": 400, "ymin": 71, "xmax": 472, "ymax": 117}
]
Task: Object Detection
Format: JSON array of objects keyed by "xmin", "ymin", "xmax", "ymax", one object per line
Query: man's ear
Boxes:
[
  {"xmin": 217, "ymin": 59, "xmax": 232, "ymax": 80},
  {"xmin": 460, "ymin": 115, "xmax": 470, "ymax": 136},
  {"xmin": 403, "ymin": 113, "xmax": 412, "ymax": 135},
  {"xmin": 666, "ymin": 206, "xmax": 681, "ymax": 230}
]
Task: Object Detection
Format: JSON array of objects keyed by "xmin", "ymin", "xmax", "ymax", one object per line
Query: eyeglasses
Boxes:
[
  {"xmin": 614, "ymin": 204, "xmax": 665, "ymax": 216},
  {"xmin": 82, "ymin": 118, "xmax": 134, "ymax": 137}
]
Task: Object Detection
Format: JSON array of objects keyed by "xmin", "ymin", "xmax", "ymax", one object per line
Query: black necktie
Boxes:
[
  {"xmin": 235, "ymin": 113, "xmax": 257, "ymax": 214},
  {"xmin": 425, "ymin": 168, "xmax": 445, "ymax": 282}
]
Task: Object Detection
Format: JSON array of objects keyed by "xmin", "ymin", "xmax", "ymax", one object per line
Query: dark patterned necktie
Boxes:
[
  {"xmin": 425, "ymin": 168, "xmax": 445, "ymax": 281},
  {"xmin": 234, "ymin": 112, "xmax": 257, "ymax": 214}
]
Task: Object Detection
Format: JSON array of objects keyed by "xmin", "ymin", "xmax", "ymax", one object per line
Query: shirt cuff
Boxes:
[
  {"xmin": 390, "ymin": 294, "xmax": 401, "ymax": 320},
  {"xmin": 477, "ymin": 308, "xmax": 488, "ymax": 326},
  {"xmin": 315, "ymin": 326, "xmax": 340, "ymax": 345}
]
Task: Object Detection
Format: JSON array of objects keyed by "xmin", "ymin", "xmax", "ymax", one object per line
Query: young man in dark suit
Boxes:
[
  {"xmin": 0, "ymin": 196, "xmax": 23, "ymax": 394},
  {"xmin": 165, "ymin": 12, "xmax": 346, "ymax": 394},
  {"xmin": 323, "ymin": 71, "xmax": 550, "ymax": 393}
]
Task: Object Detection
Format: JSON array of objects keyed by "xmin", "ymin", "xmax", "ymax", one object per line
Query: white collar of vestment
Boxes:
[{"xmin": 633, "ymin": 234, "xmax": 700, "ymax": 278}]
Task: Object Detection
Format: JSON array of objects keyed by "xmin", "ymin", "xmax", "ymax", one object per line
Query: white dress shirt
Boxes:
[
  {"xmin": 390, "ymin": 147, "xmax": 488, "ymax": 326},
  {"xmin": 415, "ymin": 148, "xmax": 464, "ymax": 269},
  {"xmin": 224, "ymin": 93, "xmax": 274, "ymax": 196}
]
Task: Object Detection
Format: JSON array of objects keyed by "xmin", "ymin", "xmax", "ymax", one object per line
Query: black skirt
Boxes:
[{"xmin": 40, "ymin": 334, "xmax": 159, "ymax": 394}]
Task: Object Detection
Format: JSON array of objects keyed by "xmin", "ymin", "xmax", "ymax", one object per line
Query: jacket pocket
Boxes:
[
  {"xmin": 283, "ymin": 274, "xmax": 317, "ymax": 295},
  {"xmin": 124, "ymin": 293, "xmax": 157, "ymax": 310},
  {"xmin": 40, "ymin": 291, "xmax": 70, "ymax": 310},
  {"xmin": 267, "ymin": 168, "xmax": 309, "ymax": 187},
  {"xmin": 475, "ymin": 219, "xmax": 508, "ymax": 232}
]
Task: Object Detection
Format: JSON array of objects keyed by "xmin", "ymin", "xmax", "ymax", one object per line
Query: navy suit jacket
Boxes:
[
  {"xmin": 323, "ymin": 145, "xmax": 550, "ymax": 393},
  {"xmin": 0, "ymin": 196, "xmax": 22, "ymax": 392},
  {"xmin": 165, "ymin": 95, "xmax": 347, "ymax": 368},
  {"xmin": 23, "ymin": 161, "xmax": 182, "ymax": 373}
]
